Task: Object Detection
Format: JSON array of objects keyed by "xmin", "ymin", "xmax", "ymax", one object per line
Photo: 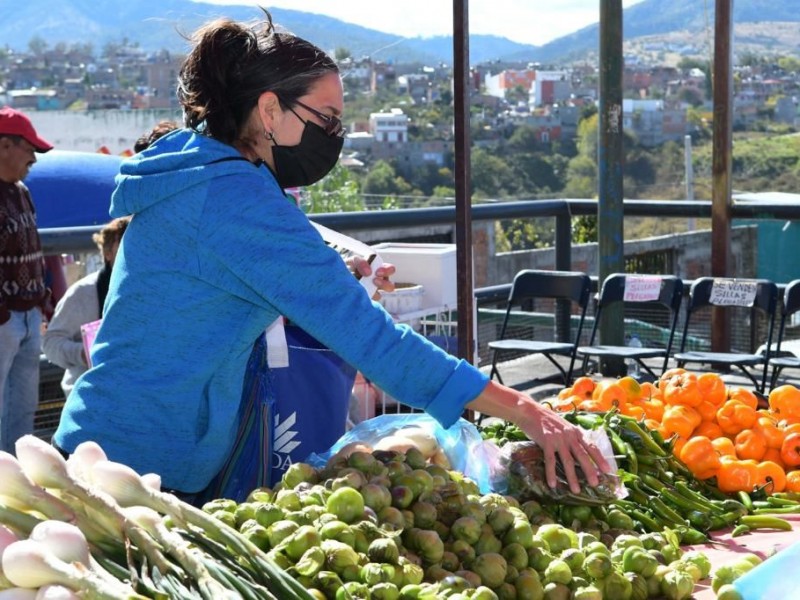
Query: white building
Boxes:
[{"xmin": 369, "ymin": 108, "xmax": 409, "ymax": 143}]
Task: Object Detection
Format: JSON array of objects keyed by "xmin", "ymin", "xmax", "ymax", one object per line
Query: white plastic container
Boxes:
[
  {"xmin": 372, "ymin": 243, "xmax": 457, "ymax": 311},
  {"xmin": 380, "ymin": 283, "xmax": 425, "ymax": 329}
]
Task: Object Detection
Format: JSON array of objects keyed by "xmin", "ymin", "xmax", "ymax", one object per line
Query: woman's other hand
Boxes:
[{"xmin": 350, "ymin": 257, "xmax": 396, "ymax": 300}]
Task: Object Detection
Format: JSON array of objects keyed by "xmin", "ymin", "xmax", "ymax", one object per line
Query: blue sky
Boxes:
[{"xmin": 200, "ymin": 0, "xmax": 645, "ymax": 46}]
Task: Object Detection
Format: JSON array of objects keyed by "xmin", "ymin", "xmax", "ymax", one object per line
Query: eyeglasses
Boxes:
[{"xmin": 284, "ymin": 98, "xmax": 345, "ymax": 139}]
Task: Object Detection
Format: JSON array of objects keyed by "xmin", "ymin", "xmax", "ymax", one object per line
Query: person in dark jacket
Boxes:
[{"xmin": 0, "ymin": 106, "xmax": 53, "ymax": 453}]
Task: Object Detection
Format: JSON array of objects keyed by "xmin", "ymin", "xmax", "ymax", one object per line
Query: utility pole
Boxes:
[
  {"xmin": 598, "ymin": 0, "xmax": 625, "ymax": 375},
  {"xmin": 685, "ymin": 134, "xmax": 696, "ymax": 231},
  {"xmin": 711, "ymin": 0, "xmax": 733, "ymax": 353},
  {"xmin": 452, "ymin": 0, "xmax": 474, "ymax": 367}
]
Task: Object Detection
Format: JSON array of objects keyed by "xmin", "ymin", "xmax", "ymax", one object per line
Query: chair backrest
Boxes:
[
  {"xmin": 679, "ymin": 277, "xmax": 778, "ymax": 353},
  {"xmin": 507, "ymin": 269, "xmax": 592, "ymax": 306},
  {"xmin": 499, "ymin": 269, "xmax": 592, "ymax": 342},
  {"xmin": 774, "ymin": 279, "xmax": 800, "ymax": 354},
  {"xmin": 588, "ymin": 273, "xmax": 684, "ymax": 348}
]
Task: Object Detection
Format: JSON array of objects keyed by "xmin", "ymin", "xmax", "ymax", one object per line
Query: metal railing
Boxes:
[{"xmin": 35, "ymin": 197, "xmax": 800, "ymax": 436}]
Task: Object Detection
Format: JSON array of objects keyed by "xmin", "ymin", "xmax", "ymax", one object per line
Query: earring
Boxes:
[{"xmin": 264, "ymin": 129, "xmax": 274, "ymax": 141}]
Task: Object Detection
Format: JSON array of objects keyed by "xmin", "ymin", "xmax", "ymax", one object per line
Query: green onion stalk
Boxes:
[
  {"xmin": 14, "ymin": 436, "xmax": 175, "ymax": 577},
  {"xmin": 89, "ymin": 458, "xmax": 314, "ymax": 599},
  {"xmin": 125, "ymin": 506, "xmax": 239, "ymax": 600},
  {"xmin": 2, "ymin": 538, "xmax": 147, "ymax": 599}
]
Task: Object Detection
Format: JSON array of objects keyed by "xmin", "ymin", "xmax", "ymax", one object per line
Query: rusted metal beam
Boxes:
[
  {"xmin": 597, "ymin": 0, "xmax": 625, "ymax": 374},
  {"xmin": 711, "ymin": 0, "xmax": 733, "ymax": 352},
  {"xmin": 453, "ymin": 0, "xmax": 474, "ymax": 364}
]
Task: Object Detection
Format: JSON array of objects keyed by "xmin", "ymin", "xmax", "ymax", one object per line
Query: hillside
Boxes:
[
  {"xmin": 4, "ymin": 0, "xmax": 800, "ymax": 66},
  {"xmin": 525, "ymin": 0, "xmax": 800, "ymax": 63},
  {"xmin": 0, "ymin": 0, "xmax": 537, "ymax": 65}
]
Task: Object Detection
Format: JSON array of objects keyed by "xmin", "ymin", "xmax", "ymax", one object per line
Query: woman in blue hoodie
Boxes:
[{"xmin": 53, "ymin": 12, "xmax": 608, "ymax": 498}]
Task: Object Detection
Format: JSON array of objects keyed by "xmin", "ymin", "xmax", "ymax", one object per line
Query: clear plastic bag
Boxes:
[
  {"xmin": 306, "ymin": 413, "xmax": 497, "ymax": 493},
  {"xmin": 490, "ymin": 428, "xmax": 627, "ymax": 505}
]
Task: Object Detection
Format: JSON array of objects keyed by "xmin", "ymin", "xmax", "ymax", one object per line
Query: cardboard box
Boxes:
[{"xmin": 372, "ymin": 243, "xmax": 457, "ymax": 310}]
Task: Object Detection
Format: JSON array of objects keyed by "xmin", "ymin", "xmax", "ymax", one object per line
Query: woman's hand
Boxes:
[
  {"xmin": 468, "ymin": 381, "xmax": 611, "ymax": 493},
  {"xmin": 350, "ymin": 257, "xmax": 396, "ymax": 300}
]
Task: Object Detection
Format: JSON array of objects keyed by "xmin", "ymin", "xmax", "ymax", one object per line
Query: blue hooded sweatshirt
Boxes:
[{"xmin": 53, "ymin": 129, "xmax": 488, "ymax": 492}]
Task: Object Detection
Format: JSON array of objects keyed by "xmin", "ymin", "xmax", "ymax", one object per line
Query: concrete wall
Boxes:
[
  {"xmin": 486, "ymin": 226, "xmax": 759, "ymax": 286},
  {"xmin": 25, "ymin": 109, "xmax": 182, "ymax": 154}
]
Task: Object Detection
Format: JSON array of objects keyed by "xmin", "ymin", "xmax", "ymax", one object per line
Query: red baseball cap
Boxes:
[{"xmin": 0, "ymin": 106, "xmax": 53, "ymax": 152}]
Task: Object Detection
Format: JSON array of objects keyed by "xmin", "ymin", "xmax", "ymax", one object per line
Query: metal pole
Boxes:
[
  {"xmin": 453, "ymin": 0, "xmax": 474, "ymax": 364},
  {"xmin": 598, "ymin": 0, "xmax": 625, "ymax": 375},
  {"xmin": 685, "ymin": 134, "xmax": 696, "ymax": 231},
  {"xmin": 711, "ymin": 0, "xmax": 733, "ymax": 353}
]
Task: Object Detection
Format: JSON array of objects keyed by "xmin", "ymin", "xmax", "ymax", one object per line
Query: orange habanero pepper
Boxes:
[
  {"xmin": 697, "ymin": 372, "xmax": 728, "ymax": 406},
  {"xmin": 754, "ymin": 460, "xmax": 787, "ymax": 494},
  {"xmin": 769, "ymin": 385, "xmax": 800, "ymax": 421},
  {"xmin": 785, "ymin": 470, "xmax": 800, "ymax": 493},
  {"xmin": 716, "ymin": 459, "xmax": 757, "ymax": 494},
  {"xmin": 662, "ymin": 372, "xmax": 702, "ymax": 407},
  {"xmin": 679, "ymin": 436, "xmax": 722, "ymax": 480},
  {"xmin": 712, "ymin": 436, "xmax": 737, "ymax": 457},
  {"xmin": 694, "ymin": 420, "xmax": 723, "ymax": 440},
  {"xmin": 727, "ymin": 386, "xmax": 759, "ymax": 410},
  {"xmin": 716, "ymin": 400, "xmax": 757, "ymax": 436},
  {"xmin": 780, "ymin": 432, "xmax": 800, "ymax": 468},
  {"xmin": 735, "ymin": 429, "xmax": 768, "ymax": 462},
  {"xmin": 755, "ymin": 417, "xmax": 785, "ymax": 450},
  {"xmin": 661, "ymin": 404, "xmax": 702, "ymax": 440}
]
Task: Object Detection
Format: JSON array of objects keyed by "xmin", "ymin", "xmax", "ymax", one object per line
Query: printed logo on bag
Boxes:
[{"xmin": 272, "ymin": 412, "xmax": 300, "ymax": 472}]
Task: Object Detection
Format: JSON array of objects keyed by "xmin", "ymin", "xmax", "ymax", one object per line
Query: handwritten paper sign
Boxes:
[
  {"xmin": 623, "ymin": 276, "xmax": 662, "ymax": 302},
  {"xmin": 709, "ymin": 279, "xmax": 757, "ymax": 307}
]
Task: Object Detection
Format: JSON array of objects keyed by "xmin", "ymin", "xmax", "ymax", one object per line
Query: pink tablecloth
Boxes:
[{"xmin": 688, "ymin": 514, "xmax": 800, "ymax": 599}]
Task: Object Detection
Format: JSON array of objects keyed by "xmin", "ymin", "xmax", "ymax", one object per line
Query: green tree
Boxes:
[
  {"xmin": 470, "ymin": 147, "xmax": 517, "ymax": 199},
  {"xmin": 28, "ymin": 35, "xmax": 48, "ymax": 56},
  {"xmin": 507, "ymin": 125, "xmax": 541, "ymax": 154},
  {"xmin": 576, "ymin": 113, "xmax": 599, "ymax": 160},
  {"xmin": 303, "ymin": 164, "xmax": 364, "ymax": 213},
  {"xmin": 778, "ymin": 56, "xmax": 800, "ymax": 74},
  {"xmin": 361, "ymin": 160, "xmax": 413, "ymax": 198},
  {"xmin": 563, "ymin": 155, "xmax": 597, "ymax": 199}
]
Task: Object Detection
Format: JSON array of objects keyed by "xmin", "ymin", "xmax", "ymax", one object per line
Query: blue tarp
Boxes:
[{"xmin": 24, "ymin": 150, "xmax": 122, "ymax": 228}]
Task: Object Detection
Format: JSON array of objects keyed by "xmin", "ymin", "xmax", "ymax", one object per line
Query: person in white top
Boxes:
[{"xmin": 42, "ymin": 217, "xmax": 129, "ymax": 396}]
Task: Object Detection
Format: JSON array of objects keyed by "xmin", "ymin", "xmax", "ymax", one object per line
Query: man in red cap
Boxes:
[{"xmin": 0, "ymin": 106, "xmax": 53, "ymax": 453}]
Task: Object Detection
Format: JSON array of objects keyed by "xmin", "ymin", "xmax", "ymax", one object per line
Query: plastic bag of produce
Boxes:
[
  {"xmin": 306, "ymin": 413, "xmax": 499, "ymax": 493},
  {"xmin": 491, "ymin": 428, "xmax": 626, "ymax": 505}
]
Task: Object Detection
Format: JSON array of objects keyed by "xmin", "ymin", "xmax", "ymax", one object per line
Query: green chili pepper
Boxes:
[
  {"xmin": 739, "ymin": 515, "xmax": 793, "ymax": 531},
  {"xmin": 686, "ymin": 510, "xmax": 712, "ymax": 532},
  {"xmin": 752, "ymin": 506, "xmax": 800, "ymax": 515},
  {"xmin": 737, "ymin": 491, "xmax": 754, "ymax": 512},
  {"xmin": 675, "ymin": 525, "xmax": 708, "ymax": 544},
  {"xmin": 731, "ymin": 524, "xmax": 751, "ymax": 537},
  {"xmin": 766, "ymin": 496, "xmax": 800, "ymax": 507},
  {"xmin": 639, "ymin": 472, "xmax": 667, "ymax": 491},
  {"xmin": 661, "ymin": 488, "xmax": 715, "ymax": 515},
  {"xmin": 620, "ymin": 417, "xmax": 668, "ymax": 457},
  {"xmin": 649, "ymin": 497, "xmax": 688, "ymax": 527},
  {"xmin": 674, "ymin": 481, "xmax": 718, "ymax": 511},
  {"xmin": 629, "ymin": 509, "xmax": 663, "ymax": 533}
]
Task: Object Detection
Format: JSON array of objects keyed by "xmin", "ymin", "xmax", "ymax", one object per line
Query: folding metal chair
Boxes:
[
  {"xmin": 674, "ymin": 277, "xmax": 778, "ymax": 393},
  {"xmin": 488, "ymin": 269, "xmax": 592, "ymax": 386},
  {"xmin": 577, "ymin": 273, "xmax": 684, "ymax": 380},
  {"xmin": 769, "ymin": 279, "xmax": 800, "ymax": 390}
]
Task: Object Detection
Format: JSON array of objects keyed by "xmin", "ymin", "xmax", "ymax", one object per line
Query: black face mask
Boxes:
[{"xmin": 271, "ymin": 121, "xmax": 344, "ymax": 189}]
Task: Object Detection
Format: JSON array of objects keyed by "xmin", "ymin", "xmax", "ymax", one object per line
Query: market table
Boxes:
[{"xmin": 688, "ymin": 513, "xmax": 800, "ymax": 599}]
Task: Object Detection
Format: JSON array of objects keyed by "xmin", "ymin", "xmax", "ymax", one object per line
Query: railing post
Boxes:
[{"xmin": 555, "ymin": 206, "xmax": 572, "ymax": 343}]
